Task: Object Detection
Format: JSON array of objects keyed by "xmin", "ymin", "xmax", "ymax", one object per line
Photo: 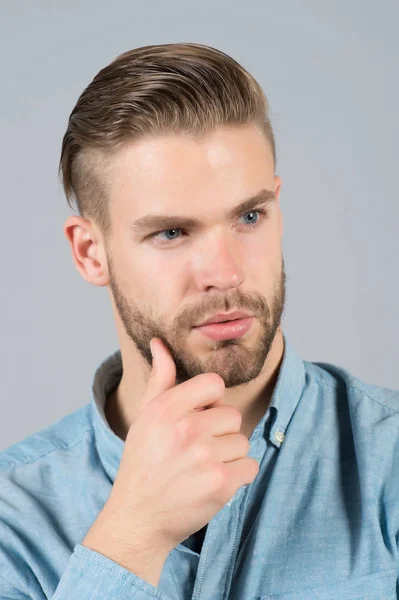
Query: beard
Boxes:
[{"xmin": 107, "ymin": 253, "xmax": 287, "ymax": 388}]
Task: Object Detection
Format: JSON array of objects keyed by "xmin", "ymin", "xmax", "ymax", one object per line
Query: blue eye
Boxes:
[{"xmin": 149, "ymin": 208, "xmax": 267, "ymax": 246}]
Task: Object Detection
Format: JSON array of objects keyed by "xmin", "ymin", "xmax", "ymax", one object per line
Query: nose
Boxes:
[{"xmin": 191, "ymin": 234, "xmax": 245, "ymax": 292}]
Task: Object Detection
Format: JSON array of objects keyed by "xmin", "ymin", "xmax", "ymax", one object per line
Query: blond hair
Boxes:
[{"xmin": 58, "ymin": 42, "xmax": 276, "ymax": 241}]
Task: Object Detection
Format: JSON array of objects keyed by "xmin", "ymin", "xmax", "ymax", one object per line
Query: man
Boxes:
[{"xmin": 0, "ymin": 42, "xmax": 398, "ymax": 600}]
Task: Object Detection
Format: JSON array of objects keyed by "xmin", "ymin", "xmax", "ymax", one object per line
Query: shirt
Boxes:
[{"xmin": 1, "ymin": 333, "xmax": 399, "ymax": 600}]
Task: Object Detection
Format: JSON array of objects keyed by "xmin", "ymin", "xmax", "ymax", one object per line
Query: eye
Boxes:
[{"xmin": 148, "ymin": 208, "xmax": 268, "ymax": 246}]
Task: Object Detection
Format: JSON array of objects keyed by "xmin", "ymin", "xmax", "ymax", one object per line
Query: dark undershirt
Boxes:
[{"xmin": 192, "ymin": 524, "xmax": 208, "ymax": 554}]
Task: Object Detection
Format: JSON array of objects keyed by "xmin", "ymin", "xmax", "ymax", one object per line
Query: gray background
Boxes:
[{"xmin": 1, "ymin": 1, "xmax": 398, "ymax": 451}]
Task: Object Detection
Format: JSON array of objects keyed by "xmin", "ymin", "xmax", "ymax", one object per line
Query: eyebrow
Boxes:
[{"xmin": 129, "ymin": 188, "xmax": 276, "ymax": 234}]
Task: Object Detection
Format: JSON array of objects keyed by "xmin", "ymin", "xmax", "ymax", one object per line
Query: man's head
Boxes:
[{"xmin": 61, "ymin": 43, "xmax": 287, "ymax": 388}]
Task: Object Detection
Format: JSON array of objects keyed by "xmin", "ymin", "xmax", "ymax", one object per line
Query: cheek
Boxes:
[
  {"xmin": 136, "ymin": 254, "xmax": 185, "ymax": 307},
  {"xmin": 137, "ymin": 252, "xmax": 184, "ymax": 281},
  {"xmin": 242, "ymin": 229, "xmax": 278, "ymax": 273}
]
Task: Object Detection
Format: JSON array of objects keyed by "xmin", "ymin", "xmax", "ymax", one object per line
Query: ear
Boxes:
[{"xmin": 63, "ymin": 216, "xmax": 109, "ymax": 287}]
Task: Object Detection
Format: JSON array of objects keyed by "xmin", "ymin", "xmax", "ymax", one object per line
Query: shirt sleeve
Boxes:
[{"xmin": 51, "ymin": 544, "xmax": 174, "ymax": 600}]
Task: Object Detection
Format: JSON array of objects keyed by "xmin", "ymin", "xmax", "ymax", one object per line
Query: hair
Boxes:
[{"xmin": 58, "ymin": 42, "xmax": 277, "ymax": 243}]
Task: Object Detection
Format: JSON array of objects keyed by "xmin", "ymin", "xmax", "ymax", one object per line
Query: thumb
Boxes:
[{"xmin": 142, "ymin": 337, "xmax": 177, "ymax": 407}]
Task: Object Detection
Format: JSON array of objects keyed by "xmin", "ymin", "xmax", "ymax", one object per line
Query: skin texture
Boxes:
[{"xmin": 64, "ymin": 123, "xmax": 287, "ymax": 442}]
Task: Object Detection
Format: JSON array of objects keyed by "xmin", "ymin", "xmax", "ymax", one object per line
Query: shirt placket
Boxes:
[{"xmin": 191, "ymin": 433, "xmax": 266, "ymax": 600}]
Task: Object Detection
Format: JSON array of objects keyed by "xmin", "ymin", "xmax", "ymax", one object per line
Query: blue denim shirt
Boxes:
[{"xmin": 1, "ymin": 333, "xmax": 399, "ymax": 599}]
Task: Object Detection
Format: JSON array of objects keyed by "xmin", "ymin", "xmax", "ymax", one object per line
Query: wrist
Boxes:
[{"xmin": 82, "ymin": 501, "xmax": 170, "ymax": 561}]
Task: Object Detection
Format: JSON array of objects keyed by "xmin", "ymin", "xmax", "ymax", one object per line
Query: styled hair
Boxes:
[{"xmin": 58, "ymin": 42, "xmax": 277, "ymax": 241}]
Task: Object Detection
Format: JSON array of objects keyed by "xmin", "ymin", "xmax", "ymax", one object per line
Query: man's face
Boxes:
[{"xmin": 104, "ymin": 124, "xmax": 286, "ymax": 387}]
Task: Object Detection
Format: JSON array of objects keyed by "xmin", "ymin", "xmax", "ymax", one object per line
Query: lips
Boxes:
[
  {"xmin": 193, "ymin": 315, "xmax": 254, "ymax": 341},
  {"xmin": 195, "ymin": 311, "xmax": 251, "ymax": 327}
]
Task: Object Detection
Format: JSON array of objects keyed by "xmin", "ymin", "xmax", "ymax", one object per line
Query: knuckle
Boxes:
[
  {"xmin": 251, "ymin": 457, "xmax": 260, "ymax": 475},
  {"xmin": 238, "ymin": 433, "xmax": 250, "ymax": 454},
  {"xmin": 175, "ymin": 418, "xmax": 193, "ymax": 445},
  {"xmin": 193, "ymin": 443, "xmax": 212, "ymax": 464},
  {"xmin": 227, "ymin": 406, "xmax": 243, "ymax": 429},
  {"xmin": 247, "ymin": 457, "xmax": 260, "ymax": 480},
  {"xmin": 209, "ymin": 465, "xmax": 226, "ymax": 491}
]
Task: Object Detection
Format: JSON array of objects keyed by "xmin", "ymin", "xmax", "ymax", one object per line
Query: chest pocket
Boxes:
[{"xmin": 255, "ymin": 568, "xmax": 397, "ymax": 600}]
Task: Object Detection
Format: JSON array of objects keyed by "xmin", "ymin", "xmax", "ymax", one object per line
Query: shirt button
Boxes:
[{"xmin": 275, "ymin": 429, "xmax": 285, "ymax": 443}]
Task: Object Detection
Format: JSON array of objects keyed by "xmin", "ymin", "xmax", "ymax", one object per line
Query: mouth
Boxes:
[
  {"xmin": 193, "ymin": 316, "xmax": 254, "ymax": 341},
  {"xmin": 194, "ymin": 311, "xmax": 252, "ymax": 327}
]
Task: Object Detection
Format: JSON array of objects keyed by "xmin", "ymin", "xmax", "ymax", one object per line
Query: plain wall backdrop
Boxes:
[{"xmin": 0, "ymin": 0, "xmax": 398, "ymax": 451}]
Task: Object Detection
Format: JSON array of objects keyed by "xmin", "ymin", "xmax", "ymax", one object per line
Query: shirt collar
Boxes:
[
  {"xmin": 90, "ymin": 332, "xmax": 306, "ymax": 482},
  {"xmin": 263, "ymin": 332, "xmax": 306, "ymax": 448},
  {"xmin": 91, "ymin": 350, "xmax": 124, "ymax": 482}
]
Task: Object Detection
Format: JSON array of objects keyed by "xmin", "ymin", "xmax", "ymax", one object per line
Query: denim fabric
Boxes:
[{"xmin": 0, "ymin": 333, "xmax": 398, "ymax": 599}]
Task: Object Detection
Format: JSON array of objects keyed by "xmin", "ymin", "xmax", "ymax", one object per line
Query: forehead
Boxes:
[{"xmin": 105, "ymin": 124, "xmax": 275, "ymax": 217}]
